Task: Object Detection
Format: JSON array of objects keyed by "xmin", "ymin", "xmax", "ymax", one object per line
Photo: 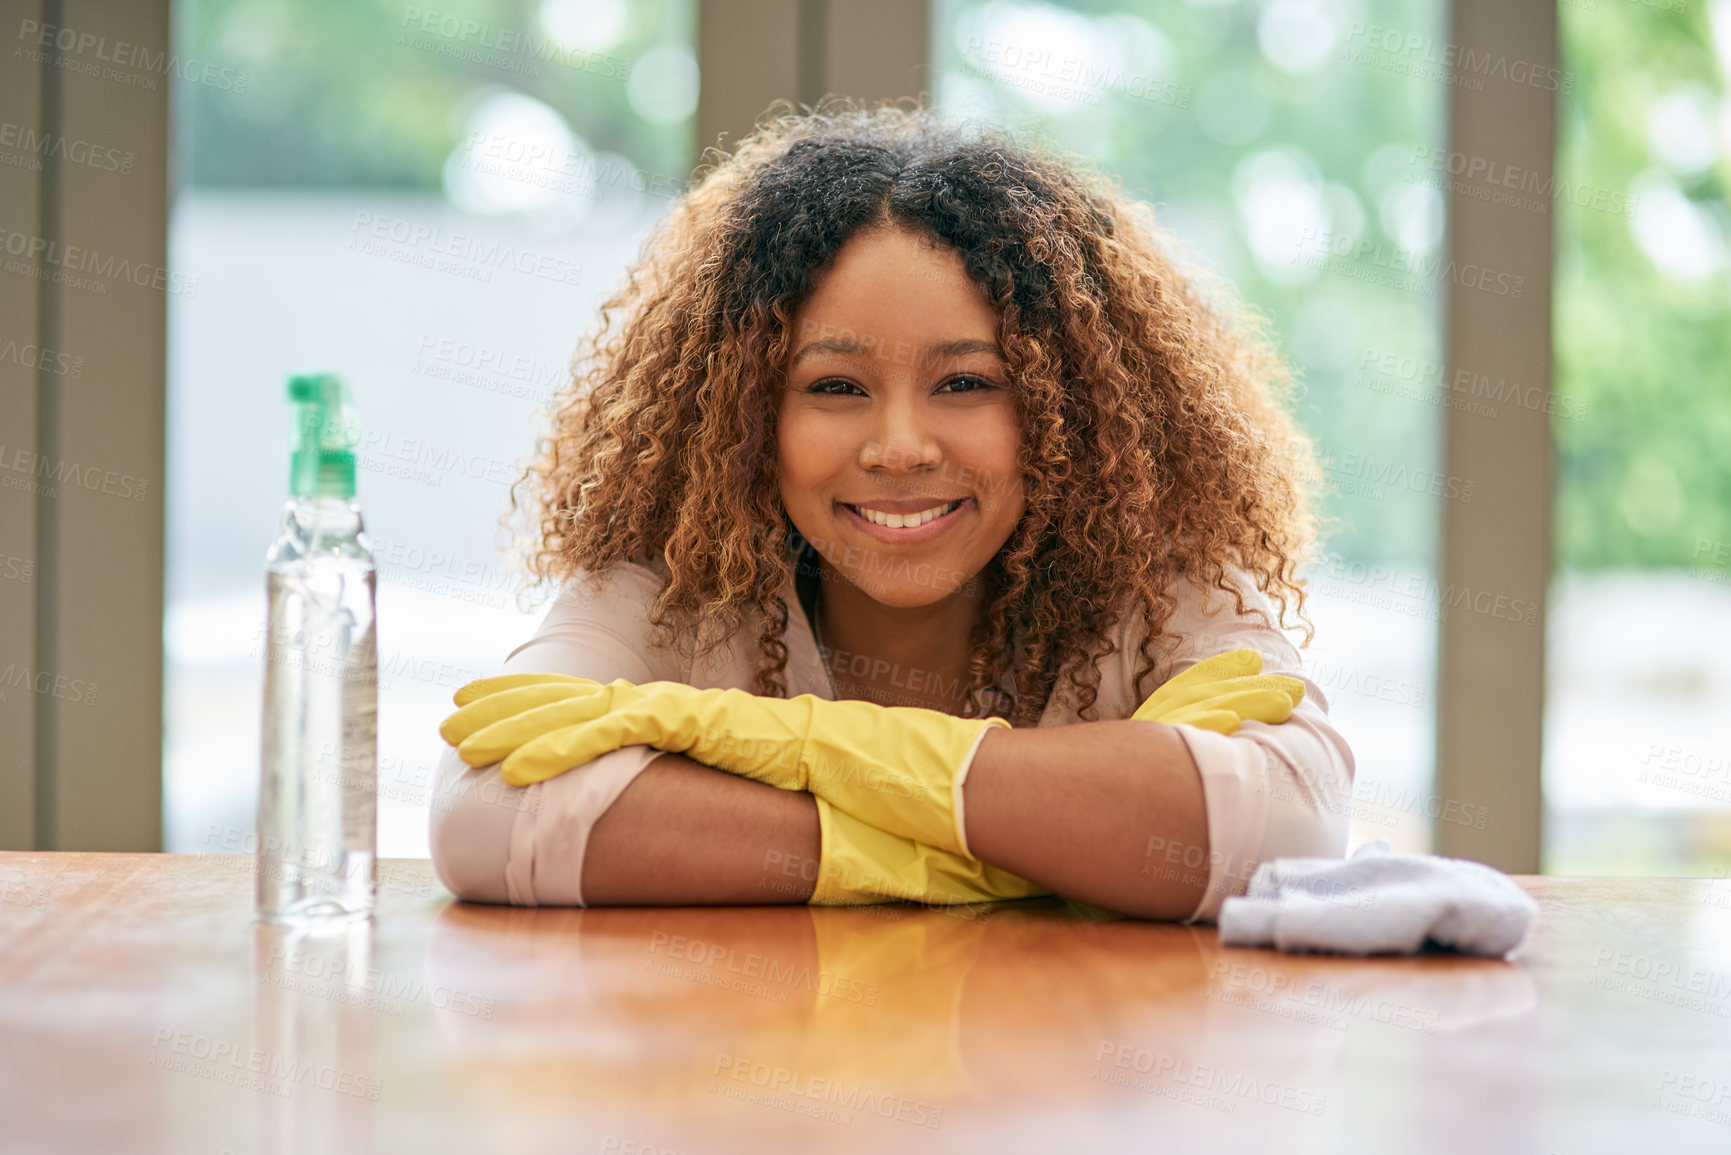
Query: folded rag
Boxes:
[{"xmin": 1217, "ymin": 840, "xmax": 1538, "ymax": 958}]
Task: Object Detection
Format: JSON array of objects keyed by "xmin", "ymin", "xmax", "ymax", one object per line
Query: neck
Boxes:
[{"xmin": 814, "ymin": 558, "xmax": 987, "ymax": 711}]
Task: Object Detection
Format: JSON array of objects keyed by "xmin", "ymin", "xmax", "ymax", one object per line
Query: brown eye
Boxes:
[
  {"xmin": 807, "ymin": 377, "xmax": 865, "ymax": 395},
  {"xmin": 939, "ymin": 375, "xmax": 994, "ymax": 393}
]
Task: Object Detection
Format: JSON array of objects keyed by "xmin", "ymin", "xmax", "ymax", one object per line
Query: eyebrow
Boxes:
[{"xmin": 788, "ymin": 336, "xmax": 1004, "ymax": 371}]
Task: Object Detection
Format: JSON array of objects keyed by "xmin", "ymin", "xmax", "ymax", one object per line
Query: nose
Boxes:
[{"xmin": 858, "ymin": 390, "xmax": 942, "ymax": 475}]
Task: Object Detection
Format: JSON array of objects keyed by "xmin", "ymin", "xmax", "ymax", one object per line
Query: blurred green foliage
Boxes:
[
  {"xmin": 1556, "ymin": 1, "xmax": 1731, "ymax": 570},
  {"xmin": 177, "ymin": 0, "xmax": 693, "ymax": 188},
  {"xmin": 938, "ymin": 0, "xmax": 1731, "ymax": 573}
]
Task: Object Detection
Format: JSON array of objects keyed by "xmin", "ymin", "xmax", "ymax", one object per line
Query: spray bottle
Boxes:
[{"xmin": 257, "ymin": 373, "xmax": 378, "ymax": 921}]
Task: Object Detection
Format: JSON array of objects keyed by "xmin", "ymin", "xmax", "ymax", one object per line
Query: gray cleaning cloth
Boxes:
[{"xmin": 1217, "ymin": 840, "xmax": 1538, "ymax": 958}]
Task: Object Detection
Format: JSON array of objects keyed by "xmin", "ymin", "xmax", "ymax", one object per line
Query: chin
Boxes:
[
  {"xmin": 847, "ymin": 565, "xmax": 975, "ymax": 607},
  {"xmin": 854, "ymin": 582, "xmax": 938, "ymax": 608}
]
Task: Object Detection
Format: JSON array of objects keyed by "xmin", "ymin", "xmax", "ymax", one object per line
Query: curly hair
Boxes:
[{"xmin": 507, "ymin": 99, "xmax": 1323, "ymax": 725}]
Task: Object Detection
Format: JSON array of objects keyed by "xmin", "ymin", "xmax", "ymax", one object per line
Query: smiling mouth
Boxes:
[{"xmin": 839, "ymin": 498, "xmax": 968, "ymax": 529}]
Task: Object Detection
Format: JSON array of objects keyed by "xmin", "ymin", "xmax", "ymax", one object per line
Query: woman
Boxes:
[{"xmin": 429, "ymin": 102, "xmax": 1354, "ymax": 922}]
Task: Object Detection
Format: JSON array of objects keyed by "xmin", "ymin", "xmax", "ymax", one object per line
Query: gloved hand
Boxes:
[
  {"xmin": 810, "ymin": 798, "xmax": 1051, "ymax": 906},
  {"xmin": 443, "ymin": 680, "xmax": 1043, "ymax": 907},
  {"xmin": 1130, "ymin": 649, "xmax": 1305, "ymax": 734},
  {"xmin": 439, "ymin": 674, "xmax": 672, "ymax": 753},
  {"xmin": 444, "ymin": 676, "xmax": 1004, "ymax": 856}
]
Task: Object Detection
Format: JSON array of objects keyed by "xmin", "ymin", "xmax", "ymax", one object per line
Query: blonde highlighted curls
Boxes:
[{"xmin": 507, "ymin": 99, "xmax": 1323, "ymax": 725}]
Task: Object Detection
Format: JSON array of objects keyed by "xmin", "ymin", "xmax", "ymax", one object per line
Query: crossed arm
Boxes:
[
  {"xmin": 580, "ymin": 717, "xmax": 1209, "ymax": 920},
  {"xmin": 434, "ymin": 566, "xmax": 1349, "ymax": 919}
]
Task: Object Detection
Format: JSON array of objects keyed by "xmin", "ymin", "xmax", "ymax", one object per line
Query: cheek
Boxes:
[
  {"xmin": 962, "ymin": 407, "xmax": 1025, "ymax": 519},
  {"xmin": 776, "ymin": 408, "xmax": 844, "ymax": 498},
  {"xmin": 775, "ymin": 406, "xmax": 812, "ymax": 479}
]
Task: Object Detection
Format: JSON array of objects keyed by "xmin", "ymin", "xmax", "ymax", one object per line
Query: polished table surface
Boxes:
[{"xmin": 2, "ymin": 854, "xmax": 1728, "ymax": 1154}]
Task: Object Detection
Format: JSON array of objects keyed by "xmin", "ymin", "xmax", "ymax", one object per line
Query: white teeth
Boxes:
[{"xmin": 852, "ymin": 500, "xmax": 961, "ymax": 529}]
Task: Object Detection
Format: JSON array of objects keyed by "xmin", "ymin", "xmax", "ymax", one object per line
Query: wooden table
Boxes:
[{"xmin": 2, "ymin": 854, "xmax": 1728, "ymax": 1154}]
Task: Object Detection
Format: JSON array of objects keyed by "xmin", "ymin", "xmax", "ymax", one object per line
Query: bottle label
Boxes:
[{"xmin": 341, "ymin": 624, "xmax": 379, "ymax": 848}]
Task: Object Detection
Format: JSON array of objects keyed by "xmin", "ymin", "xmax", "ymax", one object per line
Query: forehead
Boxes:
[{"xmin": 791, "ymin": 228, "xmax": 999, "ymax": 354}]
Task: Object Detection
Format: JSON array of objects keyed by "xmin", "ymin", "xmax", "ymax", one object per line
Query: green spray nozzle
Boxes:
[{"xmin": 286, "ymin": 373, "xmax": 360, "ymax": 499}]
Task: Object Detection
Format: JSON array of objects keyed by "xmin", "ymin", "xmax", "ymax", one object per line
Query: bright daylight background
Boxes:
[{"xmin": 166, "ymin": 0, "xmax": 1731, "ymax": 875}]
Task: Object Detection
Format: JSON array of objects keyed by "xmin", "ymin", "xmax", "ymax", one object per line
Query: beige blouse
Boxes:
[{"xmin": 428, "ymin": 555, "xmax": 1355, "ymax": 923}]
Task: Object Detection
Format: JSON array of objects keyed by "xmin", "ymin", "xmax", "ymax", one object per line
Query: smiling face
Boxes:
[{"xmin": 777, "ymin": 226, "xmax": 1027, "ymax": 609}]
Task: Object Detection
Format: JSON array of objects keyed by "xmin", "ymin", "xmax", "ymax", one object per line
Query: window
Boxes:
[
  {"xmin": 146, "ymin": 0, "xmax": 1730, "ymax": 872},
  {"xmin": 164, "ymin": 0, "xmax": 697, "ymax": 855},
  {"xmin": 1544, "ymin": 0, "xmax": 1731, "ymax": 874},
  {"xmin": 935, "ymin": 0, "xmax": 1450, "ymax": 851}
]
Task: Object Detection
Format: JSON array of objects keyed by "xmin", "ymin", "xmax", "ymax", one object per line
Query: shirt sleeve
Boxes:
[
  {"xmin": 427, "ymin": 564, "xmax": 679, "ymax": 906},
  {"xmin": 496, "ymin": 563, "xmax": 680, "ymax": 683},
  {"xmin": 1137, "ymin": 570, "xmax": 1356, "ymax": 924}
]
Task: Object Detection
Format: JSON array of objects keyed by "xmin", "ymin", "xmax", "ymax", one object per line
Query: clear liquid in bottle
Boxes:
[{"xmin": 257, "ymin": 501, "xmax": 378, "ymax": 921}]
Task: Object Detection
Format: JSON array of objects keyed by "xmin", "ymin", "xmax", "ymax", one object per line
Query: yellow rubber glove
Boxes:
[
  {"xmin": 810, "ymin": 798, "xmax": 1052, "ymax": 906},
  {"xmin": 442, "ymin": 648, "xmax": 1300, "ymax": 756},
  {"xmin": 447, "ymin": 678, "xmax": 1002, "ymax": 856},
  {"xmin": 437, "ymin": 649, "xmax": 1304, "ymax": 859},
  {"xmin": 1130, "ymin": 649, "xmax": 1305, "ymax": 734},
  {"xmin": 444, "ymin": 679, "xmax": 1050, "ymax": 907},
  {"xmin": 439, "ymin": 676, "xmax": 667, "ymax": 755}
]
